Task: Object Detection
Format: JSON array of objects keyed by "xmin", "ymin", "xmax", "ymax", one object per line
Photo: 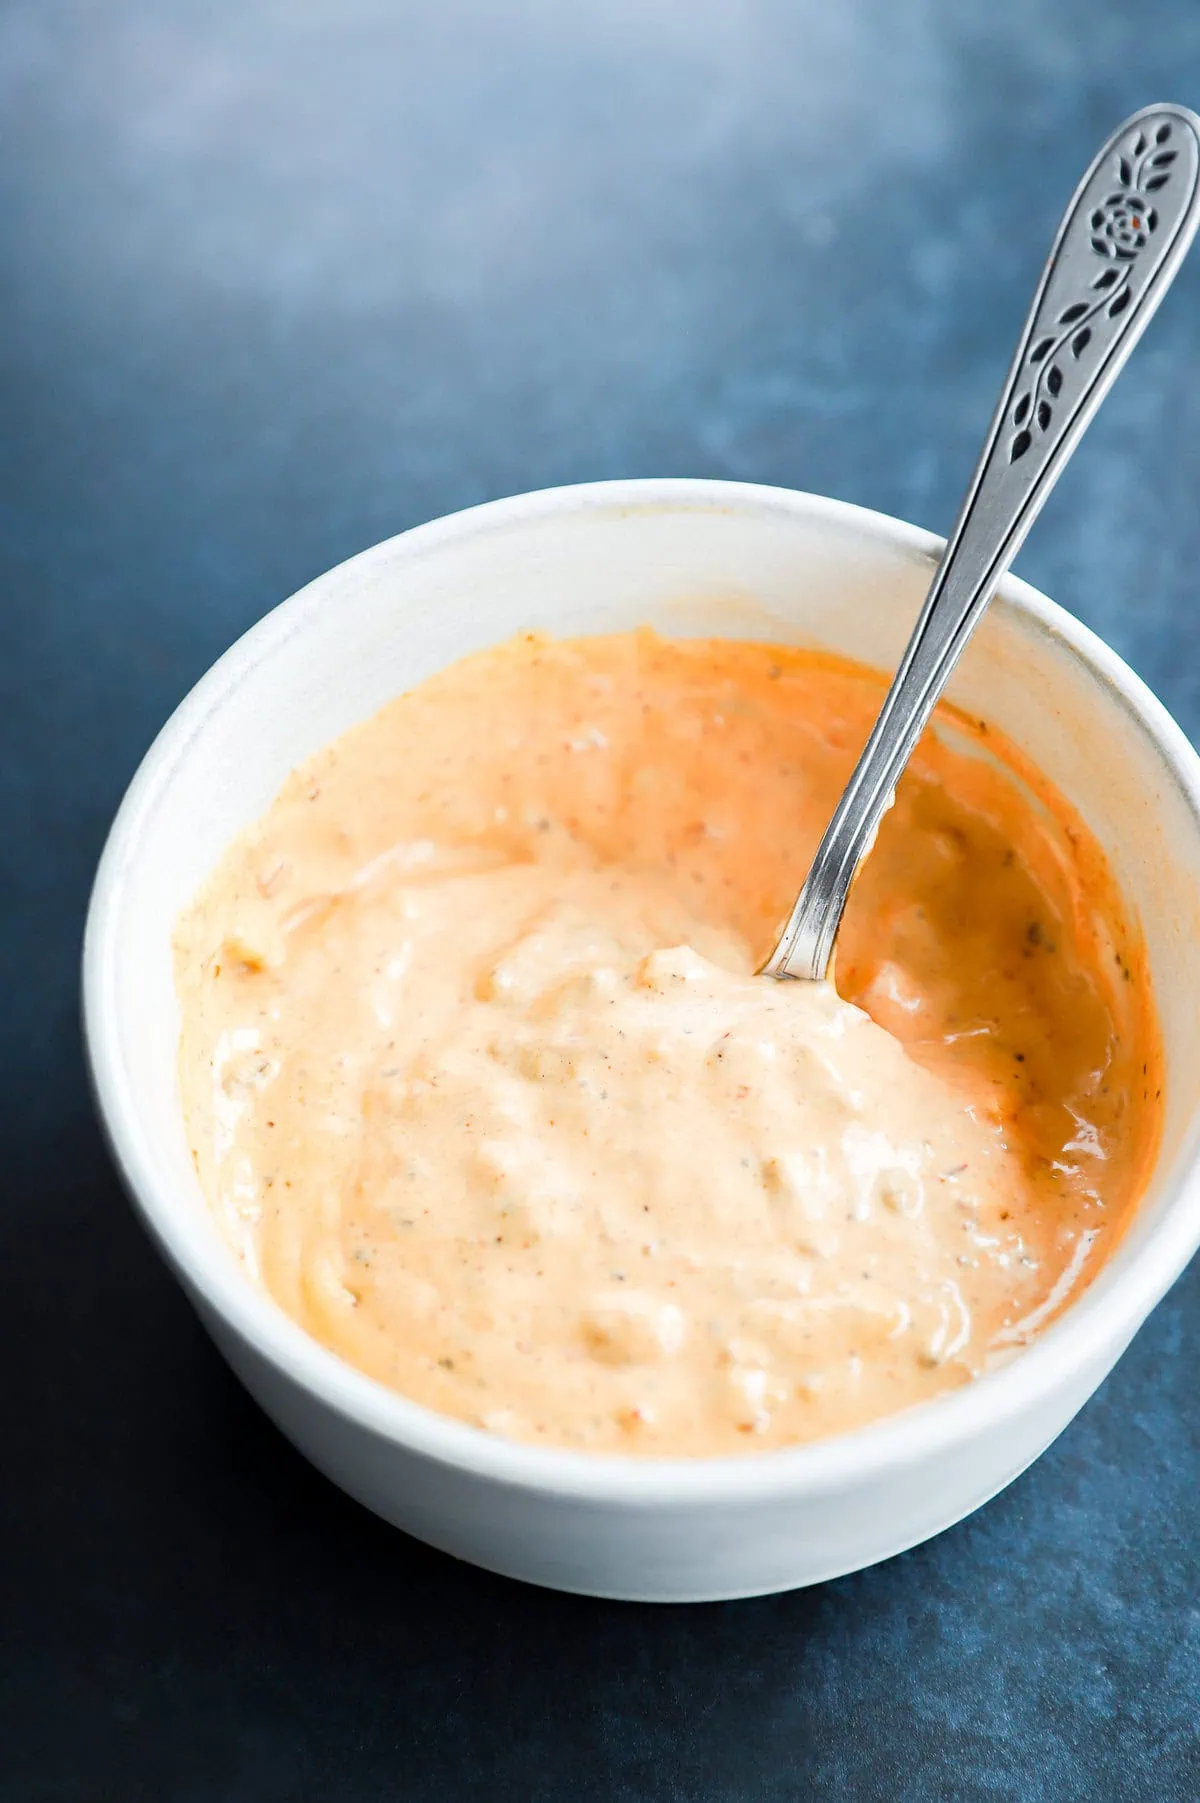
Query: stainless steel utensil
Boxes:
[{"xmin": 762, "ymin": 102, "xmax": 1200, "ymax": 982}]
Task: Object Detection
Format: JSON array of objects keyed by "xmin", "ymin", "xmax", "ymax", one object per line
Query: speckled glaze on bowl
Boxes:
[{"xmin": 83, "ymin": 480, "xmax": 1200, "ymax": 1601}]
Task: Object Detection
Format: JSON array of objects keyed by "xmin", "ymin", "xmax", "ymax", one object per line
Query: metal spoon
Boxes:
[{"xmin": 762, "ymin": 102, "xmax": 1200, "ymax": 983}]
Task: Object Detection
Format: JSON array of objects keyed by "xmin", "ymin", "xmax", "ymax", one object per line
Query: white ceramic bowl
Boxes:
[{"xmin": 84, "ymin": 479, "xmax": 1200, "ymax": 1601}]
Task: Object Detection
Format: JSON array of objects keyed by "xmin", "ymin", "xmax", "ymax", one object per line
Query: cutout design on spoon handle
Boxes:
[{"xmin": 763, "ymin": 103, "xmax": 1200, "ymax": 983}]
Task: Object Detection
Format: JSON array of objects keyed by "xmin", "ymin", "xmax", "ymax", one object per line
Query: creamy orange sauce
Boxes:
[{"xmin": 175, "ymin": 632, "xmax": 1161, "ymax": 1455}]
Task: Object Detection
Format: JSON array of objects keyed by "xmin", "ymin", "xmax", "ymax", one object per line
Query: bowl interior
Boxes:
[{"xmin": 87, "ymin": 480, "xmax": 1200, "ymax": 1458}]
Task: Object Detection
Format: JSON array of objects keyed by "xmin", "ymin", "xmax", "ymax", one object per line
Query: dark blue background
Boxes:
[{"xmin": 3, "ymin": 2, "xmax": 1199, "ymax": 1797}]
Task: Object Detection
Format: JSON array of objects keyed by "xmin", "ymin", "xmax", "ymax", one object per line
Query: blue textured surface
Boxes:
[{"xmin": 3, "ymin": 2, "xmax": 1199, "ymax": 1797}]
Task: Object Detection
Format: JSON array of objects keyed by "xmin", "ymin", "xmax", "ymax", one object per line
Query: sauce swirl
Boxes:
[{"xmin": 175, "ymin": 632, "xmax": 1160, "ymax": 1454}]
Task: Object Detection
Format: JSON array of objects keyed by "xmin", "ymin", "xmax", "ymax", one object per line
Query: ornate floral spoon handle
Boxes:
[{"xmin": 763, "ymin": 102, "xmax": 1200, "ymax": 983}]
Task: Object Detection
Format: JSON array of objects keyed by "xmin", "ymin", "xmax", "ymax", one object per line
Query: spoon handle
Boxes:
[{"xmin": 764, "ymin": 102, "xmax": 1200, "ymax": 983}]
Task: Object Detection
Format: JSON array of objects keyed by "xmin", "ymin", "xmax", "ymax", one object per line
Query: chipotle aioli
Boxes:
[{"xmin": 175, "ymin": 633, "xmax": 1160, "ymax": 1455}]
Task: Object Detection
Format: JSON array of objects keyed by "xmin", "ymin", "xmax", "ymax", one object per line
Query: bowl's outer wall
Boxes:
[
  {"xmin": 87, "ymin": 483, "xmax": 1200, "ymax": 1599},
  {"xmin": 199, "ymin": 1293, "xmax": 1131, "ymax": 1600}
]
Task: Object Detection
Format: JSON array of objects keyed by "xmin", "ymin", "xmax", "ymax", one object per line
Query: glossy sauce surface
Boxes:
[{"xmin": 175, "ymin": 633, "xmax": 1160, "ymax": 1455}]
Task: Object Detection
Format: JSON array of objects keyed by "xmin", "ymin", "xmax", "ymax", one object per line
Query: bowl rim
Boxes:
[{"xmin": 82, "ymin": 475, "xmax": 1200, "ymax": 1505}]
